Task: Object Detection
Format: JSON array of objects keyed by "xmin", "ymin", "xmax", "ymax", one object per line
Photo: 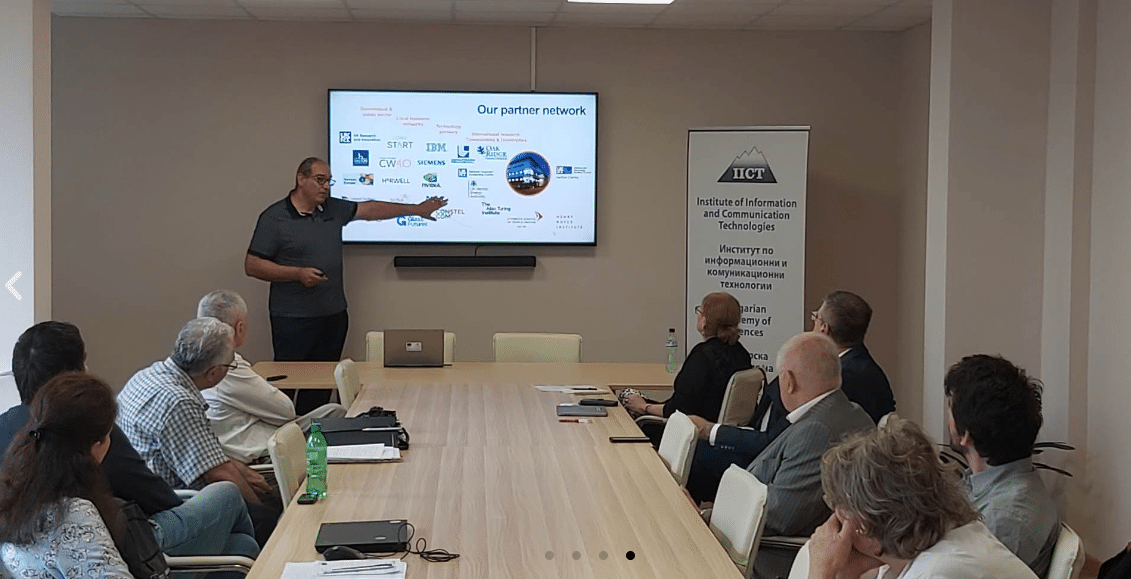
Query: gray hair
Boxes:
[
  {"xmin": 171, "ymin": 317, "xmax": 234, "ymax": 377},
  {"xmin": 776, "ymin": 332, "xmax": 841, "ymax": 392},
  {"xmin": 821, "ymin": 418, "xmax": 979, "ymax": 559},
  {"xmin": 197, "ymin": 290, "xmax": 248, "ymax": 327}
]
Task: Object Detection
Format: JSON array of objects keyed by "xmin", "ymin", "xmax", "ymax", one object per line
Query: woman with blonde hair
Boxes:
[
  {"xmin": 622, "ymin": 292, "xmax": 752, "ymax": 446},
  {"xmin": 807, "ymin": 417, "xmax": 1037, "ymax": 579}
]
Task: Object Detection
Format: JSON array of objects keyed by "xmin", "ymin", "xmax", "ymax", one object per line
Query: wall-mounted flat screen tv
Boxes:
[{"xmin": 328, "ymin": 90, "xmax": 597, "ymax": 245}]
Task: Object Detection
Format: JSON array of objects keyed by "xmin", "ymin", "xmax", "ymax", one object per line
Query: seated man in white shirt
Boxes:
[{"xmin": 197, "ymin": 290, "xmax": 346, "ymax": 464}]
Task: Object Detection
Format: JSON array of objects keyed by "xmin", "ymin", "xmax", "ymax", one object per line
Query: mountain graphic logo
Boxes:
[{"xmin": 718, "ymin": 146, "xmax": 777, "ymax": 183}]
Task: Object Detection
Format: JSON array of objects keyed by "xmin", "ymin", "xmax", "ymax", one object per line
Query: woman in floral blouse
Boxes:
[{"xmin": 0, "ymin": 371, "xmax": 132, "ymax": 578}]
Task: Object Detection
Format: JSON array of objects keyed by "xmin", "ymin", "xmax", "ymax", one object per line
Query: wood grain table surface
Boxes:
[{"xmin": 245, "ymin": 363, "xmax": 740, "ymax": 579}]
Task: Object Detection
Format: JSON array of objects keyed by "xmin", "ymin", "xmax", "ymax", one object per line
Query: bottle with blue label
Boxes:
[
  {"xmin": 666, "ymin": 328, "xmax": 680, "ymax": 373},
  {"xmin": 306, "ymin": 422, "xmax": 328, "ymax": 498}
]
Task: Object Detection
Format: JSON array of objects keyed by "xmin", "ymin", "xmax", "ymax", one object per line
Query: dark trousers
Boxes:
[
  {"xmin": 685, "ymin": 441, "xmax": 756, "ymax": 504},
  {"xmin": 270, "ymin": 310, "xmax": 348, "ymax": 414},
  {"xmin": 246, "ymin": 487, "xmax": 284, "ymax": 548}
]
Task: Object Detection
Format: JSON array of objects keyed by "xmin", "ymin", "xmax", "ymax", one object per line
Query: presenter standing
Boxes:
[{"xmin": 245, "ymin": 157, "xmax": 446, "ymax": 363}]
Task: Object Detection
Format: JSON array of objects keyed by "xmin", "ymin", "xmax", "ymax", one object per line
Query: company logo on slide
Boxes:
[
  {"xmin": 426, "ymin": 143, "xmax": 446, "ymax": 153},
  {"xmin": 435, "ymin": 208, "xmax": 464, "ymax": 220},
  {"xmin": 352, "ymin": 150, "xmax": 369, "ymax": 166},
  {"xmin": 396, "ymin": 215, "xmax": 428, "ymax": 227},
  {"xmin": 339, "ymin": 171, "xmax": 370, "ymax": 185},
  {"xmin": 422, "ymin": 173, "xmax": 441, "ymax": 188},
  {"xmin": 417, "ymin": 160, "xmax": 446, "ymax": 166},
  {"xmin": 339, "ymin": 131, "xmax": 352, "ymax": 144},
  {"xmin": 452, "ymin": 144, "xmax": 474, "ymax": 164},
  {"xmin": 458, "ymin": 169, "xmax": 468, "ymax": 178},
  {"xmin": 387, "ymin": 141, "xmax": 413, "ymax": 149},
  {"xmin": 476, "ymin": 145, "xmax": 508, "ymax": 160},
  {"xmin": 718, "ymin": 145, "xmax": 778, "ymax": 183},
  {"xmin": 381, "ymin": 177, "xmax": 410, "ymax": 185},
  {"xmin": 556, "ymin": 166, "xmax": 572, "ymax": 175},
  {"xmin": 377, "ymin": 157, "xmax": 413, "ymax": 168}
]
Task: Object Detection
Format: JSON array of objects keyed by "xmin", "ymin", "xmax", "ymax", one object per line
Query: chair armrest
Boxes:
[
  {"xmin": 249, "ymin": 463, "xmax": 272, "ymax": 472},
  {"xmin": 174, "ymin": 489, "xmax": 198, "ymax": 500},
  {"xmin": 165, "ymin": 555, "xmax": 256, "ymax": 574},
  {"xmin": 635, "ymin": 415, "xmax": 668, "ymax": 428}
]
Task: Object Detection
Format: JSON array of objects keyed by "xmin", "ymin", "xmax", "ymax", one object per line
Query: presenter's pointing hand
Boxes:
[
  {"xmin": 416, "ymin": 196, "xmax": 449, "ymax": 221},
  {"xmin": 298, "ymin": 267, "xmax": 329, "ymax": 288}
]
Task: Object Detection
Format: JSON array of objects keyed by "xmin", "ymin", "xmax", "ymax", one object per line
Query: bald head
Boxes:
[{"xmin": 777, "ymin": 332, "xmax": 841, "ymax": 411}]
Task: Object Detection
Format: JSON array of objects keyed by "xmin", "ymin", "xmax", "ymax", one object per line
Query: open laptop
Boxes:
[{"xmin": 383, "ymin": 329, "xmax": 445, "ymax": 367}]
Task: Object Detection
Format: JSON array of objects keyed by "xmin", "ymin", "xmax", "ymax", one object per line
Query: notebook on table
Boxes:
[
  {"xmin": 319, "ymin": 416, "xmax": 400, "ymax": 447},
  {"xmin": 314, "ymin": 519, "xmax": 409, "ymax": 553}
]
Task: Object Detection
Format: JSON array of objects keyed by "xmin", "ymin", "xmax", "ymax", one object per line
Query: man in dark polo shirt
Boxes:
[{"xmin": 245, "ymin": 157, "xmax": 445, "ymax": 363}]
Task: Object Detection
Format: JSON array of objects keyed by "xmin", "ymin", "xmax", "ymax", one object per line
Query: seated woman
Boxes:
[
  {"xmin": 808, "ymin": 418, "xmax": 1038, "ymax": 579},
  {"xmin": 0, "ymin": 372, "xmax": 133, "ymax": 578},
  {"xmin": 621, "ymin": 292, "xmax": 753, "ymax": 447}
]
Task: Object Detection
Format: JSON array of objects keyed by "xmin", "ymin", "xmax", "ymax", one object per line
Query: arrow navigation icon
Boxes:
[{"xmin": 6, "ymin": 272, "xmax": 21, "ymax": 300}]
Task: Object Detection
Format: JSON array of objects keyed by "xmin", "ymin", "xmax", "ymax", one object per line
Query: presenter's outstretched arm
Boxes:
[
  {"xmin": 245, "ymin": 254, "xmax": 327, "ymax": 287},
  {"xmin": 355, "ymin": 196, "xmax": 448, "ymax": 221}
]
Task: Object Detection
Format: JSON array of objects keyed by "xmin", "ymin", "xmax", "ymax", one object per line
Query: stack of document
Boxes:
[
  {"xmin": 326, "ymin": 443, "xmax": 402, "ymax": 463},
  {"xmin": 534, "ymin": 384, "xmax": 610, "ymax": 394},
  {"xmin": 282, "ymin": 559, "xmax": 406, "ymax": 578}
]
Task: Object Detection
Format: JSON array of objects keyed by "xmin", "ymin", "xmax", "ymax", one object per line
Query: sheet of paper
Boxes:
[
  {"xmin": 282, "ymin": 559, "xmax": 407, "ymax": 579},
  {"xmin": 534, "ymin": 384, "xmax": 610, "ymax": 394},
  {"xmin": 326, "ymin": 443, "xmax": 401, "ymax": 463}
]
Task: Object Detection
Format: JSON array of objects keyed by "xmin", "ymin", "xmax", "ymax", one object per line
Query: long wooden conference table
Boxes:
[{"xmin": 245, "ymin": 362, "xmax": 742, "ymax": 579}]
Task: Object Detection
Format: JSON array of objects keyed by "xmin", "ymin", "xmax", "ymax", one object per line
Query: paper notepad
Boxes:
[
  {"xmin": 281, "ymin": 559, "xmax": 407, "ymax": 579},
  {"xmin": 326, "ymin": 443, "xmax": 402, "ymax": 463},
  {"xmin": 535, "ymin": 385, "xmax": 611, "ymax": 394}
]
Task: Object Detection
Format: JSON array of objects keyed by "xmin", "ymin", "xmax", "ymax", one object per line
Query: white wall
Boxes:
[
  {"xmin": 1086, "ymin": 0, "xmax": 1131, "ymax": 556},
  {"xmin": 0, "ymin": 0, "xmax": 51, "ymax": 410}
]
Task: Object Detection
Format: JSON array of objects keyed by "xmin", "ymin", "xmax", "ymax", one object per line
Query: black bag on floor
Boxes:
[{"xmin": 115, "ymin": 499, "xmax": 170, "ymax": 579}]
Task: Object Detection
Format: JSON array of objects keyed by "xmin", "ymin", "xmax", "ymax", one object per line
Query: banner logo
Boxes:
[
  {"xmin": 352, "ymin": 150, "xmax": 369, "ymax": 166},
  {"xmin": 339, "ymin": 131, "xmax": 352, "ymax": 144},
  {"xmin": 718, "ymin": 146, "xmax": 777, "ymax": 183}
]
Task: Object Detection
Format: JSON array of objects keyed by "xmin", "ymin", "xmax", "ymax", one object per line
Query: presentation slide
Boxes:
[{"xmin": 329, "ymin": 90, "xmax": 598, "ymax": 245}]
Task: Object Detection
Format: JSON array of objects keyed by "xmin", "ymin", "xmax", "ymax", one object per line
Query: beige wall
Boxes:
[
  {"xmin": 51, "ymin": 18, "xmax": 910, "ymax": 389},
  {"xmin": 894, "ymin": 23, "xmax": 931, "ymax": 425},
  {"xmin": 1086, "ymin": 0, "xmax": 1131, "ymax": 555},
  {"xmin": 922, "ymin": 0, "xmax": 1052, "ymax": 436}
]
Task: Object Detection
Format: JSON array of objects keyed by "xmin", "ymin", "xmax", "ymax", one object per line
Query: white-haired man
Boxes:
[
  {"xmin": 117, "ymin": 317, "xmax": 280, "ymax": 546},
  {"xmin": 198, "ymin": 290, "xmax": 346, "ymax": 464}
]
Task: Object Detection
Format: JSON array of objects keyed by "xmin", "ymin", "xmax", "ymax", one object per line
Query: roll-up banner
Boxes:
[{"xmin": 686, "ymin": 127, "xmax": 809, "ymax": 375}]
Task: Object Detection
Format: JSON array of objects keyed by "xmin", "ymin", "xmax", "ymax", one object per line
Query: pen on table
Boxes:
[
  {"xmin": 559, "ymin": 418, "xmax": 593, "ymax": 423},
  {"xmin": 321, "ymin": 562, "xmax": 395, "ymax": 574}
]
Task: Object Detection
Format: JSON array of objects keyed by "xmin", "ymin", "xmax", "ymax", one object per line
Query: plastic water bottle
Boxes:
[
  {"xmin": 306, "ymin": 422, "xmax": 328, "ymax": 498},
  {"xmin": 666, "ymin": 328, "xmax": 679, "ymax": 373}
]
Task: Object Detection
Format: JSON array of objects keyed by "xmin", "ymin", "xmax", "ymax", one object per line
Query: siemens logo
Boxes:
[{"xmin": 417, "ymin": 160, "xmax": 446, "ymax": 166}]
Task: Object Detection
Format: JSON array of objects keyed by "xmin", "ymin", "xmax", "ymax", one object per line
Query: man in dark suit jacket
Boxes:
[{"xmin": 685, "ymin": 290, "xmax": 894, "ymax": 502}]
